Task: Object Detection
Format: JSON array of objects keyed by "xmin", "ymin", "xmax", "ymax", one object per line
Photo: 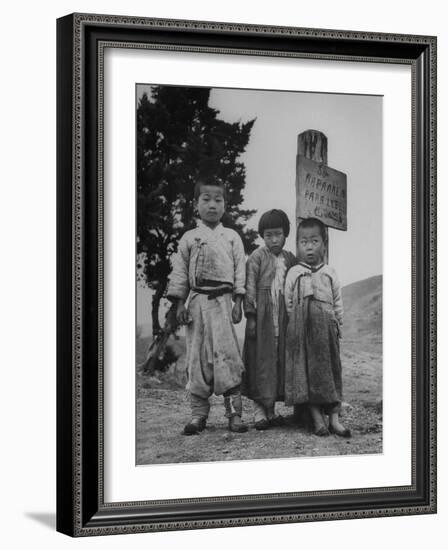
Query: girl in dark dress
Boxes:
[{"xmin": 242, "ymin": 210, "xmax": 296, "ymax": 430}]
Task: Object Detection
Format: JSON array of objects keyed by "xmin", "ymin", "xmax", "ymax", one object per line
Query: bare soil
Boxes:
[{"xmin": 136, "ymin": 339, "xmax": 382, "ymax": 465}]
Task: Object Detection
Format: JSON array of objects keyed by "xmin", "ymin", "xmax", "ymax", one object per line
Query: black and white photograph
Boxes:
[
  {"xmin": 135, "ymin": 84, "xmax": 383, "ymax": 465},
  {"xmin": 1, "ymin": 0, "xmax": 442, "ymax": 545}
]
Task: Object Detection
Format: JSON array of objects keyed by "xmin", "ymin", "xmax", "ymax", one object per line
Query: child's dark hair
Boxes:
[
  {"xmin": 258, "ymin": 209, "xmax": 290, "ymax": 238},
  {"xmin": 297, "ymin": 217, "xmax": 327, "ymax": 243},
  {"xmin": 193, "ymin": 178, "xmax": 226, "ymax": 200}
]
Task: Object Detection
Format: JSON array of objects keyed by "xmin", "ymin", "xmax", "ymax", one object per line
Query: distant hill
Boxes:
[
  {"xmin": 342, "ymin": 275, "xmax": 382, "ymax": 344},
  {"xmin": 137, "ymin": 274, "xmax": 383, "ymax": 346}
]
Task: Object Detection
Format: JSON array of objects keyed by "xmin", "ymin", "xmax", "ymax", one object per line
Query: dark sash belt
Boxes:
[{"xmin": 194, "ymin": 286, "xmax": 233, "ymax": 300}]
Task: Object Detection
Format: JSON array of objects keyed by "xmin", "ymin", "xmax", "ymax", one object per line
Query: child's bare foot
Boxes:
[
  {"xmin": 329, "ymin": 413, "xmax": 351, "ymax": 438},
  {"xmin": 309, "ymin": 405, "xmax": 329, "ymax": 436}
]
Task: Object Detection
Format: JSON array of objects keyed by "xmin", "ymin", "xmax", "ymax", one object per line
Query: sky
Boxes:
[
  {"xmin": 137, "ymin": 85, "xmax": 382, "ymax": 325},
  {"xmin": 208, "ymin": 86, "xmax": 382, "ymax": 287}
]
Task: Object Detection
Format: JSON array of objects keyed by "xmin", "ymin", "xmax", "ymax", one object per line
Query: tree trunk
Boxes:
[{"xmin": 151, "ymin": 279, "xmax": 167, "ymax": 336}]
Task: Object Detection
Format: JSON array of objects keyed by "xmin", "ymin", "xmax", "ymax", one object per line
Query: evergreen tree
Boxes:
[{"xmin": 137, "ymin": 86, "xmax": 257, "ymax": 334}]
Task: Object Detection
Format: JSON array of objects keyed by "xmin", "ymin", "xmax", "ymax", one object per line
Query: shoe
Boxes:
[
  {"xmin": 228, "ymin": 416, "xmax": 248, "ymax": 433},
  {"xmin": 268, "ymin": 414, "xmax": 284, "ymax": 427},
  {"xmin": 183, "ymin": 418, "xmax": 206, "ymax": 435},
  {"xmin": 314, "ymin": 425, "xmax": 330, "ymax": 437},
  {"xmin": 329, "ymin": 424, "xmax": 351, "ymax": 438},
  {"xmin": 254, "ymin": 419, "xmax": 270, "ymax": 431}
]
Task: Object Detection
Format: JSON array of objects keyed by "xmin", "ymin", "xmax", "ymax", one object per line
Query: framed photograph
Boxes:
[{"xmin": 56, "ymin": 13, "xmax": 437, "ymax": 536}]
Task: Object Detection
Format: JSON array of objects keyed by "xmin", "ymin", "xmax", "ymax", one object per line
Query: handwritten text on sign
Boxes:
[{"xmin": 296, "ymin": 155, "xmax": 347, "ymax": 231}]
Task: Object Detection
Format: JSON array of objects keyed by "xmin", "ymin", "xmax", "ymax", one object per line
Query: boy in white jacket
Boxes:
[{"xmin": 167, "ymin": 179, "xmax": 248, "ymax": 435}]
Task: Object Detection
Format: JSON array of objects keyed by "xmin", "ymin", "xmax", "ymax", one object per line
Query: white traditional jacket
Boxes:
[
  {"xmin": 284, "ymin": 262, "xmax": 343, "ymax": 325},
  {"xmin": 167, "ymin": 221, "xmax": 246, "ymax": 301}
]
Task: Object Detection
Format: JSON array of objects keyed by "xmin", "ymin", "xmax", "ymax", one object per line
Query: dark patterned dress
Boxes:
[{"xmin": 242, "ymin": 247, "xmax": 297, "ymax": 409}]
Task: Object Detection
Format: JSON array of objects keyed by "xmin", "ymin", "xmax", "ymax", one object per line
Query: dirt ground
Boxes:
[{"xmin": 136, "ymin": 339, "xmax": 382, "ymax": 465}]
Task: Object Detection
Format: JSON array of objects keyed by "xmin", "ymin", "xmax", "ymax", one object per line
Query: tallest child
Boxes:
[{"xmin": 167, "ymin": 178, "xmax": 249, "ymax": 435}]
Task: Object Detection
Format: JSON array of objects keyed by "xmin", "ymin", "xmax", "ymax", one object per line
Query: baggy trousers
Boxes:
[{"xmin": 185, "ymin": 292, "xmax": 245, "ymax": 420}]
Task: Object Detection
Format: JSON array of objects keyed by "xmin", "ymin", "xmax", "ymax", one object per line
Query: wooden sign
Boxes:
[{"xmin": 296, "ymin": 154, "xmax": 347, "ymax": 231}]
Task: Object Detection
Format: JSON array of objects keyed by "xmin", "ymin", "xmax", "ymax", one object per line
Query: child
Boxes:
[
  {"xmin": 166, "ymin": 178, "xmax": 248, "ymax": 435},
  {"xmin": 242, "ymin": 209, "xmax": 296, "ymax": 430},
  {"xmin": 284, "ymin": 218, "xmax": 350, "ymax": 437}
]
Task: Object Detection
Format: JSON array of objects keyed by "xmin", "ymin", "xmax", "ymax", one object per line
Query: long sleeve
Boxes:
[
  {"xmin": 284, "ymin": 267, "xmax": 298, "ymax": 313},
  {"xmin": 331, "ymin": 269, "xmax": 343, "ymax": 326},
  {"xmin": 243, "ymin": 251, "xmax": 260, "ymax": 316},
  {"xmin": 232, "ymin": 233, "xmax": 246, "ymax": 296},
  {"xmin": 166, "ymin": 235, "xmax": 190, "ymax": 301}
]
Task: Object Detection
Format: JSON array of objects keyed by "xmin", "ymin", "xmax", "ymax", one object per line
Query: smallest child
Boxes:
[
  {"xmin": 284, "ymin": 218, "xmax": 350, "ymax": 437},
  {"xmin": 242, "ymin": 209, "xmax": 296, "ymax": 430}
]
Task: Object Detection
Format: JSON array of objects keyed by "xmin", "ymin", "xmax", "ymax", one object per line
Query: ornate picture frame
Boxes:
[{"xmin": 56, "ymin": 13, "xmax": 436, "ymax": 536}]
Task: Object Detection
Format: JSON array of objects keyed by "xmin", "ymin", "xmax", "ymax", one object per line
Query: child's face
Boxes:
[
  {"xmin": 196, "ymin": 185, "xmax": 225, "ymax": 228},
  {"xmin": 297, "ymin": 225, "xmax": 325, "ymax": 265},
  {"xmin": 263, "ymin": 227, "xmax": 286, "ymax": 256}
]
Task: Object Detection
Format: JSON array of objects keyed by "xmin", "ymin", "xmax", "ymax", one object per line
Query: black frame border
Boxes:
[{"xmin": 56, "ymin": 13, "xmax": 437, "ymax": 537}]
